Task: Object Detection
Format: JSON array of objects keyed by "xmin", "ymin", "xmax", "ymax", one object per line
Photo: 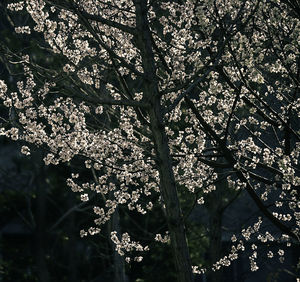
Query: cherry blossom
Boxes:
[{"xmin": 1, "ymin": 0, "xmax": 299, "ymax": 280}]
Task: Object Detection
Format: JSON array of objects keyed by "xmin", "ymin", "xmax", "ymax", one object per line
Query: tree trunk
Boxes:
[
  {"xmin": 133, "ymin": 1, "xmax": 193, "ymax": 280},
  {"xmin": 206, "ymin": 166, "xmax": 225, "ymax": 282},
  {"xmin": 207, "ymin": 209, "xmax": 222, "ymax": 282},
  {"xmin": 111, "ymin": 207, "xmax": 126, "ymax": 282},
  {"xmin": 67, "ymin": 194, "xmax": 78, "ymax": 282},
  {"xmin": 34, "ymin": 158, "xmax": 50, "ymax": 282},
  {"xmin": 149, "ymin": 104, "xmax": 194, "ymax": 282}
]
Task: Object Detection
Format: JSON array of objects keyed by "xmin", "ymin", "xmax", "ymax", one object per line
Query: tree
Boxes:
[{"xmin": 0, "ymin": 0, "xmax": 299, "ymax": 281}]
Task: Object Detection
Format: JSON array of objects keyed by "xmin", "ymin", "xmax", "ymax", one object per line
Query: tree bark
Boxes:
[
  {"xmin": 111, "ymin": 207, "xmax": 126, "ymax": 282},
  {"xmin": 207, "ymin": 208, "xmax": 222, "ymax": 282},
  {"xmin": 67, "ymin": 194, "xmax": 78, "ymax": 282},
  {"xmin": 34, "ymin": 156, "xmax": 50, "ymax": 282},
  {"xmin": 134, "ymin": 0, "xmax": 193, "ymax": 282},
  {"xmin": 149, "ymin": 104, "xmax": 194, "ymax": 282},
  {"xmin": 133, "ymin": 1, "xmax": 193, "ymax": 281}
]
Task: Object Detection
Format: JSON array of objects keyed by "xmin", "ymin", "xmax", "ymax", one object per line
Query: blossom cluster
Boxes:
[{"xmin": 1, "ymin": 0, "xmax": 299, "ymax": 275}]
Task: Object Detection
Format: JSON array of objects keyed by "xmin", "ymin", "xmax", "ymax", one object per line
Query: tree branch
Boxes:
[{"xmin": 185, "ymin": 96, "xmax": 299, "ymax": 241}]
